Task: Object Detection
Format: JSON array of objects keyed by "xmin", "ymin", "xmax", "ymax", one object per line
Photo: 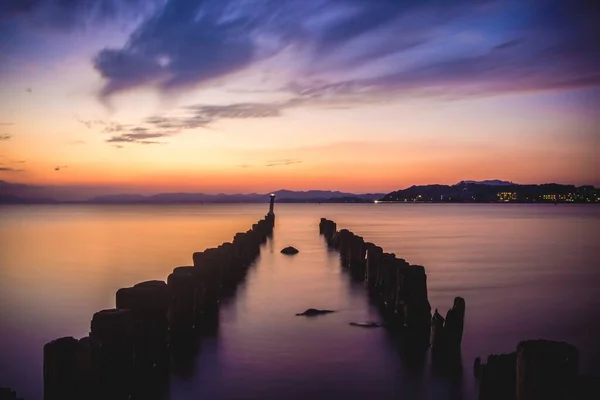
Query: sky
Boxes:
[{"xmin": 0, "ymin": 0, "xmax": 599, "ymax": 198}]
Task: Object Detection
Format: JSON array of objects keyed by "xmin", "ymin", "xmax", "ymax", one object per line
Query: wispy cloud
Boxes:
[
  {"xmin": 0, "ymin": 155, "xmax": 26, "ymax": 172},
  {"xmin": 265, "ymin": 159, "xmax": 303, "ymax": 167},
  {"xmin": 106, "ymin": 131, "xmax": 171, "ymax": 144},
  {"xmin": 0, "ymin": 167, "xmax": 24, "ymax": 172},
  {"xmin": 145, "ymin": 102, "xmax": 284, "ymax": 132},
  {"xmin": 0, "ymin": 134, "xmax": 12, "ymax": 140}
]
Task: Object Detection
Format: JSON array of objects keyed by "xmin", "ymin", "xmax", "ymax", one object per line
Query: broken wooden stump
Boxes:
[
  {"xmin": 476, "ymin": 339, "xmax": 583, "ymax": 400},
  {"xmin": 516, "ymin": 340, "xmax": 579, "ymax": 400}
]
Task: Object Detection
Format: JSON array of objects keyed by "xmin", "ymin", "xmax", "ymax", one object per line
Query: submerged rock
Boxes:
[
  {"xmin": 281, "ymin": 246, "xmax": 299, "ymax": 255},
  {"xmin": 349, "ymin": 321, "xmax": 383, "ymax": 328},
  {"xmin": 295, "ymin": 308, "xmax": 335, "ymax": 316}
]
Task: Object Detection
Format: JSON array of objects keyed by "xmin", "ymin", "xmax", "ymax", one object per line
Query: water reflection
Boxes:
[{"xmin": 0, "ymin": 204, "xmax": 598, "ymax": 400}]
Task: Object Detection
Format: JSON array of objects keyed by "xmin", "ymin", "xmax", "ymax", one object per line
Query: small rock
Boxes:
[
  {"xmin": 295, "ymin": 308, "xmax": 335, "ymax": 316},
  {"xmin": 349, "ymin": 321, "xmax": 383, "ymax": 328},
  {"xmin": 281, "ymin": 246, "xmax": 299, "ymax": 255}
]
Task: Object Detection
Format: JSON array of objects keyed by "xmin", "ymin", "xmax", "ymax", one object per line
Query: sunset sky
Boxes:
[{"xmin": 0, "ymin": 0, "xmax": 598, "ymax": 198}]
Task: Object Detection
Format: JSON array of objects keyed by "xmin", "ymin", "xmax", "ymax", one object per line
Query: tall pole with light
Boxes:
[{"xmin": 268, "ymin": 193, "xmax": 276, "ymax": 217}]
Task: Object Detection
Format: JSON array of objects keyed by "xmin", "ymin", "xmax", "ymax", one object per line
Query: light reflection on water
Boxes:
[{"xmin": 0, "ymin": 204, "xmax": 598, "ymax": 399}]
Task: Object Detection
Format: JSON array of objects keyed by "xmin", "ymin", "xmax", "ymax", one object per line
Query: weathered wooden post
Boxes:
[
  {"xmin": 516, "ymin": 340, "xmax": 579, "ymax": 400},
  {"xmin": 90, "ymin": 309, "xmax": 135, "ymax": 399},
  {"xmin": 115, "ymin": 281, "xmax": 170, "ymax": 376},
  {"xmin": 393, "ymin": 258, "xmax": 409, "ymax": 318},
  {"xmin": 43, "ymin": 336, "xmax": 91, "ymax": 400},
  {"xmin": 167, "ymin": 268, "xmax": 197, "ymax": 332},
  {"xmin": 0, "ymin": 387, "xmax": 24, "ymax": 400},
  {"xmin": 365, "ymin": 244, "xmax": 383, "ymax": 289},
  {"xmin": 445, "ymin": 297, "xmax": 466, "ymax": 353},
  {"xmin": 336, "ymin": 229, "xmax": 352, "ymax": 266},
  {"xmin": 402, "ymin": 265, "xmax": 431, "ymax": 346},
  {"xmin": 320, "ymin": 219, "xmax": 337, "ymax": 245},
  {"xmin": 319, "ymin": 218, "xmax": 326, "ymax": 234},
  {"xmin": 476, "ymin": 352, "xmax": 517, "ymax": 400},
  {"xmin": 348, "ymin": 234, "xmax": 366, "ymax": 277}
]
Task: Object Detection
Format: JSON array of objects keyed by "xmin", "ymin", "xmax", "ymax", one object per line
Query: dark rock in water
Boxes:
[
  {"xmin": 281, "ymin": 246, "xmax": 299, "ymax": 255},
  {"xmin": 295, "ymin": 308, "xmax": 335, "ymax": 316},
  {"xmin": 349, "ymin": 321, "xmax": 383, "ymax": 328}
]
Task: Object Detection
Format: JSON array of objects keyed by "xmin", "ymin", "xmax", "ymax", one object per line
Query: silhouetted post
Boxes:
[
  {"xmin": 445, "ymin": 297, "xmax": 466, "ymax": 353},
  {"xmin": 392, "ymin": 258, "xmax": 409, "ymax": 317},
  {"xmin": 348, "ymin": 234, "xmax": 366, "ymax": 277},
  {"xmin": 402, "ymin": 265, "xmax": 431, "ymax": 346},
  {"xmin": 319, "ymin": 218, "xmax": 326, "ymax": 234},
  {"xmin": 0, "ymin": 387, "xmax": 24, "ymax": 400},
  {"xmin": 90, "ymin": 309, "xmax": 134, "ymax": 400},
  {"xmin": 320, "ymin": 218, "xmax": 337, "ymax": 244},
  {"xmin": 337, "ymin": 229, "xmax": 352, "ymax": 266},
  {"xmin": 516, "ymin": 340, "xmax": 579, "ymax": 400},
  {"xmin": 43, "ymin": 337, "xmax": 91, "ymax": 400},
  {"xmin": 365, "ymin": 244, "xmax": 383, "ymax": 289},
  {"xmin": 115, "ymin": 281, "xmax": 170, "ymax": 376},
  {"xmin": 167, "ymin": 268, "xmax": 197, "ymax": 333},
  {"xmin": 476, "ymin": 353, "xmax": 517, "ymax": 400}
]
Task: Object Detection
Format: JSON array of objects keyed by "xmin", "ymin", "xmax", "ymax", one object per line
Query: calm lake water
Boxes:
[{"xmin": 1, "ymin": 204, "xmax": 599, "ymax": 399}]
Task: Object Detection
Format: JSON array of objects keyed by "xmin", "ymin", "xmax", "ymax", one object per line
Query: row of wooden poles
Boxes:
[
  {"xmin": 320, "ymin": 218, "xmax": 597, "ymax": 400},
  {"xmin": 319, "ymin": 218, "xmax": 465, "ymax": 356},
  {"xmin": 43, "ymin": 214, "xmax": 275, "ymax": 400}
]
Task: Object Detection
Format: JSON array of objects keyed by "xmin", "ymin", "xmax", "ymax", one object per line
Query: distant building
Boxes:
[{"xmin": 497, "ymin": 192, "xmax": 517, "ymax": 202}]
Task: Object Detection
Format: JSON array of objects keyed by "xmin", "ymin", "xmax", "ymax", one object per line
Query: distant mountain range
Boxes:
[
  {"xmin": 0, "ymin": 182, "xmax": 383, "ymax": 204},
  {"xmin": 88, "ymin": 189, "xmax": 384, "ymax": 204},
  {"xmin": 2, "ymin": 180, "xmax": 598, "ymax": 204}
]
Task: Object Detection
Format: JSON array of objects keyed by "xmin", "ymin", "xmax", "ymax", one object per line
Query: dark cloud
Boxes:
[
  {"xmin": 93, "ymin": 0, "xmax": 257, "ymax": 98},
  {"xmin": 88, "ymin": 0, "xmax": 599, "ymax": 102},
  {"xmin": 54, "ymin": 165, "xmax": 68, "ymax": 171},
  {"xmin": 0, "ymin": 133, "xmax": 11, "ymax": 140},
  {"xmin": 265, "ymin": 159, "xmax": 303, "ymax": 167},
  {"xmin": 0, "ymin": 0, "xmax": 161, "ymax": 29}
]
